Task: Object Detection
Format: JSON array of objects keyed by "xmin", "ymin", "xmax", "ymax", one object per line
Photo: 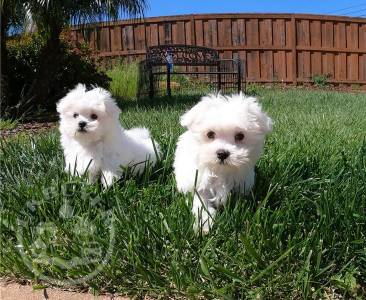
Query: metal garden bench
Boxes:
[{"xmin": 138, "ymin": 44, "xmax": 244, "ymax": 98}]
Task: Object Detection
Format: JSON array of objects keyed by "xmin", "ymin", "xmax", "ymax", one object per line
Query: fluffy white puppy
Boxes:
[
  {"xmin": 174, "ymin": 93, "xmax": 272, "ymax": 233},
  {"xmin": 57, "ymin": 84, "xmax": 159, "ymax": 187}
]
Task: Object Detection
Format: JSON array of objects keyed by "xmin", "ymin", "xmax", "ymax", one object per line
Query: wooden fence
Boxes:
[{"xmin": 70, "ymin": 13, "xmax": 366, "ymax": 87}]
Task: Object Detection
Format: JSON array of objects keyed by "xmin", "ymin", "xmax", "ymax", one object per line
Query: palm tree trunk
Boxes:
[
  {"xmin": 27, "ymin": 26, "xmax": 63, "ymax": 108},
  {"xmin": 1, "ymin": 8, "xmax": 10, "ymax": 109}
]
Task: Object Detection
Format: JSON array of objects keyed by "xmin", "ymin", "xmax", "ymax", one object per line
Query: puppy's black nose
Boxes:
[
  {"xmin": 217, "ymin": 150, "xmax": 230, "ymax": 161},
  {"xmin": 79, "ymin": 121, "xmax": 87, "ymax": 129}
]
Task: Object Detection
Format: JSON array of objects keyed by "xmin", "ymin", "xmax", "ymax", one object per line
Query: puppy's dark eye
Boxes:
[
  {"xmin": 91, "ymin": 113, "xmax": 98, "ymax": 120},
  {"xmin": 73, "ymin": 113, "xmax": 79, "ymax": 118},
  {"xmin": 207, "ymin": 131, "xmax": 215, "ymax": 139},
  {"xmin": 235, "ymin": 132, "xmax": 245, "ymax": 142}
]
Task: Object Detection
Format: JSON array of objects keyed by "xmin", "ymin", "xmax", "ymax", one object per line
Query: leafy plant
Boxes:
[
  {"xmin": 312, "ymin": 73, "xmax": 331, "ymax": 87},
  {"xmin": 5, "ymin": 33, "xmax": 109, "ymax": 119},
  {"xmin": 245, "ymin": 83, "xmax": 264, "ymax": 96}
]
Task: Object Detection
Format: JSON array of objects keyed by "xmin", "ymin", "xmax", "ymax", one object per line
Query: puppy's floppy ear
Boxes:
[
  {"xmin": 256, "ymin": 110, "xmax": 273, "ymax": 134},
  {"xmin": 97, "ymin": 88, "xmax": 121, "ymax": 119},
  {"xmin": 57, "ymin": 84, "xmax": 86, "ymax": 114},
  {"xmin": 180, "ymin": 96, "xmax": 213, "ymax": 129},
  {"xmin": 246, "ymin": 96, "xmax": 273, "ymax": 134}
]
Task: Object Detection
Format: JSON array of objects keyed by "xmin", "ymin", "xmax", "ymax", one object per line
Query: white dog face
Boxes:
[
  {"xmin": 180, "ymin": 94, "xmax": 273, "ymax": 170},
  {"xmin": 57, "ymin": 84, "xmax": 121, "ymax": 144}
]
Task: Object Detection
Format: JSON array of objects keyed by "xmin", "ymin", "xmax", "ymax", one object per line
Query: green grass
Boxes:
[
  {"xmin": 1, "ymin": 89, "xmax": 366, "ymax": 299},
  {"xmin": 106, "ymin": 61, "xmax": 139, "ymax": 102},
  {"xmin": 106, "ymin": 61, "xmax": 215, "ymax": 102},
  {"xmin": 0, "ymin": 119, "xmax": 18, "ymax": 130}
]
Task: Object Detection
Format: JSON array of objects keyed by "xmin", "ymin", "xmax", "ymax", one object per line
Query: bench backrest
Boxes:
[{"xmin": 146, "ymin": 44, "xmax": 219, "ymax": 66}]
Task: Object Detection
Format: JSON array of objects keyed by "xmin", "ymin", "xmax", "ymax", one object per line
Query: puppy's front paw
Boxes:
[
  {"xmin": 193, "ymin": 203, "xmax": 216, "ymax": 235},
  {"xmin": 194, "ymin": 219, "xmax": 212, "ymax": 235},
  {"xmin": 101, "ymin": 170, "xmax": 119, "ymax": 187}
]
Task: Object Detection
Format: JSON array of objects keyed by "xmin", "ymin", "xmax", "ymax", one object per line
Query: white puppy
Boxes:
[
  {"xmin": 57, "ymin": 84, "xmax": 159, "ymax": 187},
  {"xmin": 174, "ymin": 93, "xmax": 272, "ymax": 233}
]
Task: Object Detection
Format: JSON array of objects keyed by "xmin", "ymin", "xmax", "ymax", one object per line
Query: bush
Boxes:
[
  {"xmin": 5, "ymin": 33, "xmax": 110, "ymax": 119},
  {"xmin": 245, "ymin": 83, "xmax": 264, "ymax": 96},
  {"xmin": 312, "ymin": 73, "xmax": 330, "ymax": 87}
]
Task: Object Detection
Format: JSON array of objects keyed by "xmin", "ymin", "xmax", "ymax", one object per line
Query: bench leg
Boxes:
[
  {"xmin": 167, "ymin": 65, "xmax": 171, "ymax": 97},
  {"xmin": 149, "ymin": 70, "xmax": 154, "ymax": 99},
  {"xmin": 217, "ymin": 65, "xmax": 221, "ymax": 92},
  {"xmin": 238, "ymin": 60, "xmax": 242, "ymax": 93}
]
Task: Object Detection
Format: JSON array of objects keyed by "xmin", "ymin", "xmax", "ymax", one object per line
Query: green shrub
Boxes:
[
  {"xmin": 245, "ymin": 83, "xmax": 264, "ymax": 96},
  {"xmin": 5, "ymin": 33, "xmax": 110, "ymax": 118},
  {"xmin": 312, "ymin": 73, "xmax": 330, "ymax": 87},
  {"xmin": 0, "ymin": 119, "xmax": 18, "ymax": 130}
]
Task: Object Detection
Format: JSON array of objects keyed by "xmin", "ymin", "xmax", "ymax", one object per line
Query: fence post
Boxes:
[
  {"xmin": 291, "ymin": 15, "xmax": 297, "ymax": 86},
  {"xmin": 190, "ymin": 15, "xmax": 196, "ymax": 45}
]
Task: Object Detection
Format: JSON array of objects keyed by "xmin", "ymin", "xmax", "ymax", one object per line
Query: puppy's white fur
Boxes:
[
  {"xmin": 57, "ymin": 84, "xmax": 159, "ymax": 187},
  {"xmin": 174, "ymin": 93, "xmax": 272, "ymax": 233}
]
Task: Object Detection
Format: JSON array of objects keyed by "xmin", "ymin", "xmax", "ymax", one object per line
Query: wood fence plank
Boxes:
[
  {"xmin": 110, "ymin": 26, "xmax": 122, "ymax": 52},
  {"xmin": 310, "ymin": 20, "xmax": 322, "ymax": 76},
  {"xmin": 218, "ymin": 19, "xmax": 232, "ymax": 46},
  {"xmin": 297, "ymin": 20, "xmax": 311, "ymax": 79},
  {"xmin": 259, "ymin": 19, "xmax": 273, "ymax": 81},
  {"xmin": 359, "ymin": 24, "xmax": 366, "ymax": 80},
  {"xmin": 210, "ymin": 20, "xmax": 218, "ymax": 46},
  {"xmin": 150, "ymin": 24, "xmax": 159, "ymax": 46},
  {"xmin": 122, "ymin": 25, "xmax": 134, "ymax": 50},
  {"xmin": 246, "ymin": 19, "xmax": 259, "ymax": 81},
  {"xmin": 246, "ymin": 19, "xmax": 259, "ymax": 45},
  {"xmin": 100, "ymin": 27, "xmax": 111, "ymax": 52},
  {"xmin": 158, "ymin": 23, "xmax": 164, "ymax": 45},
  {"xmin": 134, "ymin": 24, "xmax": 145, "ymax": 50},
  {"xmin": 185, "ymin": 21, "xmax": 192, "ymax": 44},
  {"xmin": 273, "ymin": 51, "xmax": 287, "ymax": 81},
  {"xmin": 237, "ymin": 19, "xmax": 246, "ymax": 45},
  {"xmin": 260, "ymin": 19, "xmax": 272, "ymax": 45},
  {"xmin": 238, "ymin": 50, "xmax": 247, "ymax": 77},
  {"xmin": 232, "ymin": 19, "xmax": 239, "ymax": 46},
  {"xmin": 260, "ymin": 50, "xmax": 273, "ymax": 81},
  {"xmin": 247, "ymin": 51, "xmax": 260, "ymax": 80},
  {"xmin": 195, "ymin": 19, "xmax": 204, "ymax": 46},
  {"xmin": 145, "ymin": 24, "xmax": 151, "ymax": 47},
  {"xmin": 347, "ymin": 23, "xmax": 359, "ymax": 80},
  {"xmin": 273, "ymin": 19, "xmax": 286, "ymax": 46},
  {"xmin": 164, "ymin": 22, "xmax": 172, "ymax": 44},
  {"xmin": 322, "ymin": 21, "xmax": 334, "ymax": 77},
  {"xmin": 174, "ymin": 21, "xmax": 185, "ymax": 44},
  {"xmin": 334, "ymin": 23, "xmax": 347, "ymax": 80},
  {"xmin": 291, "ymin": 17, "xmax": 297, "ymax": 84}
]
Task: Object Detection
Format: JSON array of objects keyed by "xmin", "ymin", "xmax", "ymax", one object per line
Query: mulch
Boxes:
[
  {"xmin": 0, "ymin": 281, "xmax": 132, "ymax": 300},
  {"xmin": 0, "ymin": 122, "xmax": 57, "ymax": 139}
]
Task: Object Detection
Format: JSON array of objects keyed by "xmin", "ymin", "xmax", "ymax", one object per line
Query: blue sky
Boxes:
[{"xmin": 143, "ymin": 1, "xmax": 366, "ymax": 18}]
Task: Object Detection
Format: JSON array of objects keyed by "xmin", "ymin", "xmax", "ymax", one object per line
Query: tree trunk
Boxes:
[
  {"xmin": 27, "ymin": 27, "xmax": 63, "ymax": 108},
  {"xmin": 1, "ymin": 8, "xmax": 10, "ymax": 110}
]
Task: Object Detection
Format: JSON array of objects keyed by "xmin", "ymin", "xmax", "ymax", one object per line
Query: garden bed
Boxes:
[{"xmin": 0, "ymin": 122, "xmax": 57, "ymax": 139}]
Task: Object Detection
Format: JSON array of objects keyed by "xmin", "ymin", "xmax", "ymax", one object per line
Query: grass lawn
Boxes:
[{"xmin": 1, "ymin": 88, "xmax": 365, "ymax": 299}]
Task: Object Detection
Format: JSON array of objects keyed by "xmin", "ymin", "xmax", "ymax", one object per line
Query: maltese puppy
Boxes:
[
  {"xmin": 57, "ymin": 84, "xmax": 159, "ymax": 187},
  {"xmin": 173, "ymin": 93, "xmax": 272, "ymax": 233}
]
